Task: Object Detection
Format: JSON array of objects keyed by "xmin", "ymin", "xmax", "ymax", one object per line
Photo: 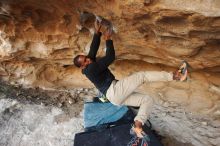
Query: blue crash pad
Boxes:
[{"xmin": 83, "ymin": 102, "xmax": 128, "ymax": 128}]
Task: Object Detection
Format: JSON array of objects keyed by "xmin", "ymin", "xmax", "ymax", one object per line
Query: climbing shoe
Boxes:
[{"xmin": 130, "ymin": 124, "xmax": 150, "ymax": 142}]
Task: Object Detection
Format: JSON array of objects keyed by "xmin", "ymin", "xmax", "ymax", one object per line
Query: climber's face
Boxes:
[{"xmin": 78, "ymin": 55, "xmax": 93, "ymax": 69}]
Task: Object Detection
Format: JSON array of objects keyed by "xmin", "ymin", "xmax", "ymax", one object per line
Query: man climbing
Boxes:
[{"xmin": 73, "ymin": 19, "xmax": 188, "ymax": 138}]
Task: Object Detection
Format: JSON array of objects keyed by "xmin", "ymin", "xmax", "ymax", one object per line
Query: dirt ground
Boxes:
[{"xmin": 0, "ymin": 81, "xmax": 87, "ymax": 118}]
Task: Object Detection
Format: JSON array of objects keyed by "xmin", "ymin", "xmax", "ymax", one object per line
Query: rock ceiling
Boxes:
[{"xmin": 0, "ymin": 0, "xmax": 219, "ymax": 88}]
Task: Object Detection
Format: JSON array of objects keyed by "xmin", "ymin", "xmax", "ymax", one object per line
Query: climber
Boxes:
[{"xmin": 73, "ymin": 19, "xmax": 188, "ymax": 138}]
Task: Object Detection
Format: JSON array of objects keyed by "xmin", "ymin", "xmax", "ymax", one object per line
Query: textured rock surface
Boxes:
[
  {"xmin": 139, "ymin": 81, "xmax": 220, "ymax": 146},
  {"xmin": 0, "ymin": 0, "xmax": 219, "ymax": 146},
  {"xmin": 0, "ymin": 98, "xmax": 83, "ymax": 146},
  {"xmin": 0, "ymin": 0, "xmax": 219, "ymax": 88},
  {"xmin": 0, "ymin": 82, "xmax": 99, "ymax": 146}
]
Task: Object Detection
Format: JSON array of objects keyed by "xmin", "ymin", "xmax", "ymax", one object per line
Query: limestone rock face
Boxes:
[
  {"xmin": 0, "ymin": 0, "xmax": 219, "ymax": 145},
  {"xmin": 0, "ymin": 0, "xmax": 219, "ymax": 88}
]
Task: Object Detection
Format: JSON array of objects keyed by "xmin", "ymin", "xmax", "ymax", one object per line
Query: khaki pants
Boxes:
[{"xmin": 106, "ymin": 71, "xmax": 173, "ymax": 125}]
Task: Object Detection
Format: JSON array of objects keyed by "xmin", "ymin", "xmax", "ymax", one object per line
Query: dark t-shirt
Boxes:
[{"xmin": 82, "ymin": 32, "xmax": 116, "ymax": 95}]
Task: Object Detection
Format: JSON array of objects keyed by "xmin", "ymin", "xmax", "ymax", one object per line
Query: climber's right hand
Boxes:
[{"xmin": 94, "ymin": 19, "xmax": 102, "ymax": 33}]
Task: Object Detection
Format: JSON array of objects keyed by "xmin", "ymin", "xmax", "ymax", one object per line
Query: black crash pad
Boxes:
[{"xmin": 74, "ymin": 123, "xmax": 163, "ymax": 146}]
